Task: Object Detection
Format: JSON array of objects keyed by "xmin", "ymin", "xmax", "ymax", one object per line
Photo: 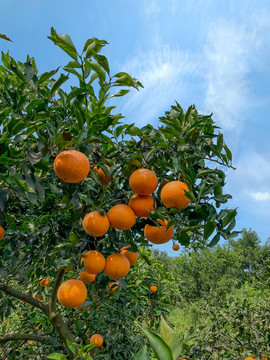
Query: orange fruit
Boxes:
[
  {"xmin": 80, "ymin": 271, "xmax": 96, "ymax": 284},
  {"xmin": 244, "ymin": 358, "xmax": 255, "ymax": 360},
  {"xmin": 93, "ymin": 165, "xmax": 111, "ymax": 185},
  {"xmin": 128, "ymin": 194, "xmax": 155, "ymax": 217},
  {"xmin": 160, "ymin": 181, "xmax": 190, "ymax": 209},
  {"xmin": 172, "ymin": 244, "xmax": 180, "ymax": 251},
  {"xmin": 40, "ymin": 278, "xmax": 50, "ymax": 287},
  {"xmin": 108, "ymin": 281, "xmax": 119, "ymax": 293},
  {"xmin": 144, "ymin": 219, "xmax": 173, "ymax": 244},
  {"xmin": 84, "ymin": 251, "xmax": 106, "ymax": 274},
  {"xmin": 57, "ymin": 279, "xmax": 87, "ymax": 308},
  {"xmin": 90, "ymin": 334, "xmax": 103, "ymax": 347},
  {"xmin": 53, "ymin": 150, "xmax": 90, "ymax": 183},
  {"xmin": 149, "ymin": 285, "xmax": 158, "ymax": 293},
  {"xmin": 34, "ymin": 295, "xmax": 40, "ymax": 300},
  {"xmin": 82, "ymin": 211, "xmax": 110, "ymax": 237},
  {"xmin": 120, "ymin": 246, "xmax": 139, "ymax": 266},
  {"xmin": 104, "ymin": 253, "xmax": 130, "ymax": 279},
  {"xmin": 107, "ymin": 204, "xmax": 135, "ymax": 230},
  {"xmin": 129, "ymin": 168, "xmax": 158, "ymax": 195},
  {"xmin": 0, "ymin": 226, "xmax": 5, "ymax": 240}
]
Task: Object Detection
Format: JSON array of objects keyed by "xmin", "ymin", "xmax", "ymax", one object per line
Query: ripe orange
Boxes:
[
  {"xmin": 129, "ymin": 168, "xmax": 158, "ymax": 195},
  {"xmin": 120, "ymin": 246, "xmax": 139, "ymax": 266},
  {"xmin": 53, "ymin": 150, "xmax": 90, "ymax": 183},
  {"xmin": 34, "ymin": 295, "xmax": 40, "ymax": 300},
  {"xmin": 128, "ymin": 194, "xmax": 155, "ymax": 217},
  {"xmin": 82, "ymin": 211, "xmax": 110, "ymax": 237},
  {"xmin": 172, "ymin": 243, "xmax": 180, "ymax": 251},
  {"xmin": 244, "ymin": 358, "xmax": 255, "ymax": 360},
  {"xmin": 93, "ymin": 165, "xmax": 111, "ymax": 185},
  {"xmin": 161, "ymin": 181, "xmax": 191, "ymax": 209},
  {"xmin": 84, "ymin": 251, "xmax": 106, "ymax": 274},
  {"xmin": 57, "ymin": 279, "xmax": 87, "ymax": 308},
  {"xmin": 104, "ymin": 253, "xmax": 130, "ymax": 279},
  {"xmin": 40, "ymin": 278, "xmax": 50, "ymax": 287},
  {"xmin": 90, "ymin": 334, "xmax": 103, "ymax": 347},
  {"xmin": 80, "ymin": 271, "xmax": 96, "ymax": 284},
  {"xmin": 0, "ymin": 226, "xmax": 5, "ymax": 240},
  {"xmin": 149, "ymin": 285, "xmax": 158, "ymax": 293},
  {"xmin": 108, "ymin": 281, "xmax": 119, "ymax": 293},
  {"xmin": 144, "ymin": 219, "xmax": 174, "ymax": 244},
  {"xmin": 107, "ymin": 204, "xmax": 135, "ymax": 230}
]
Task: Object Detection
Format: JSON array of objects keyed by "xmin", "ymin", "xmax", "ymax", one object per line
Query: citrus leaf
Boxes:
[
  {"xmin": 48, "ymin": 27, "xmax": 78, "ymax": 61},
  {"xmin": 0, "ymin": 33, "xmax": 13, "ymax": 42},
  {"xmin": 204, "ymin": 221, "xmax": 216, "ymax": 239},
  {"xmin": 136, "ymin": 345, "xmax": 151, "ymax": 360},
  {"xmin": 141, "ymin": 328, "xmax": 173, "ymax": 360},
  {"xmin": 47, "ymin": 353, "xmax": 67, "ymax": 360},
  {"xmin": 85, "ymin": 60, "xmax": 106, "ymax": 82},
  {"xmin": 160, "ymin": 315, "xmax": 183, "ymax": 360}
]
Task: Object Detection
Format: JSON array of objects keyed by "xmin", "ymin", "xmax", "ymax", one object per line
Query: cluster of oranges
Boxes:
[
  {"xmin": 54, "ymin": 150, "xmax": 191, "ymax": 245},
  {"xmin": 53, "ymin": 150, "xmax": 192, "ymax": 311}
]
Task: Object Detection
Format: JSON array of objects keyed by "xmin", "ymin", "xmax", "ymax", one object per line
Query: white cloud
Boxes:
[
  {"xmin": 122, "ymin": 46, "xmax": 199, "ymax": 126},
  {"xmin": 203, "ymin": 9, "xmax": 270, "ymax": 130},
  {"xmin": 251, "ymin": 192, "xmax": 270, "ymax": 201},
  {"xmin": 203, "ymin": 22, "xmax": 252, "ymax": 130}
]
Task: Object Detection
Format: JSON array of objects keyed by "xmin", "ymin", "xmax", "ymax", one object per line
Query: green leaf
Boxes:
[
  {"xmin": 113, "ymin": 72, "xmax": 137, "ymax": 88},
  {"xmin": 126, "ymin": 126, "xmax": 142, "ymax": 136},
  {"xmin": 0, "ymin": 33, "xmax": 13, "ymax": 42},
  {"xmin": 160, "ymin": 316, "xmax": 183, "ymax": 360},
  {"xmin": 217, "ymin": 132, "xmax": 223, "ymax": 153},
  {"xmin": 47, "ymin": 353, "xmax": 67, "ymax": 360},
  {"xmin": 51, "ymin": 74, "xmax": 69, "ymax": 95},
  {"xmin": 24, "ymin": 63, "xmax": 38, "ymax": 84},
  {"xmin": 208, "ymin": 233, "xmax": 220, "ymax": 247},
  {"xmin": 85, "ymin": 60, "xmax": 106, "ymax": 82},
  {"xmin": 178, "ymin": 231, "xmax": 190, "ymax": 246},
  {"xmin": 141, "ymin": 328, "xmax": 173, "ymax": 360},
  {"xmin": 95, "ymin": 54, "xmax": 110, "ymax": 74},
  {"xmin": 204, "ymin": 221, "xmax": 216, "ymax": 239},
  {"xmin": 48, "ymin": 27, "xmax": 78, "ymax": 61},
  {"xmin": 184, "ymin": 190, "xmax": 196, "ymax": 203},
  {"xmin": 110, "ymin": 89, "xmax": 130, "ymax": 98},
  {"xmin": 83, "ymin": 38, "xmax": 108, "ymax": 57},
  {"xmin": 222, "ymin": 209, "xmax": 237, "ymax": 228},
  {"xmin": 136, "ymin": 346, "xmax": 151, "ymax": 360},
  {"xmin": 26, "ymin": 149, "xmax": 42, "ymax": 165},
  {"xmin": 38, "ymin": 67, "xmax": 60, "ymax": 84},
  {"xmin": 224, "ymin": 144, "xmax": 232, "ymax": 161},
  {"xmin": 66, "ymin": 339, "xmax": 76, "ymax": 354}
]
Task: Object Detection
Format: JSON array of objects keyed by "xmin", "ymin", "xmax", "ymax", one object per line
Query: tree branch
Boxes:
[
  {"xmin": 0, "ymin": 333, "xmax": 50, "ymax": 344},
  {"xmin": 203, "ymin": 156, "xmax": 236, "ymax": 170},
  {"xmin": 49, "ymin": 268, "xmax": 65, "ymax": 317},
  {"xmin": 0, "ymin": 282, "xmax": 48, "ymax": 315}
]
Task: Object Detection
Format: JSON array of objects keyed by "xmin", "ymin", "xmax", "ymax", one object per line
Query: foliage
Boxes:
[
  {"xmin": 137, "ymin": 315, "xmax": 182, "ymax": 360},
  {"xmin": 167, "ymin": 283, "xmax": 270, "ymax": 359},
  {"xmin": 0, "ymin": 28, "xmax": 236, "ymax": 359}
]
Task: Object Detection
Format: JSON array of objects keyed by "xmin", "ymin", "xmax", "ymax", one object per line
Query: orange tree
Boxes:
[{"xmin": 0, "ymin": 29, "xmax": 238, "ymax": 359}]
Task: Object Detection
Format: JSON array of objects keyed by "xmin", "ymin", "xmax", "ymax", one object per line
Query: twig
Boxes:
[
  {"xmin": 0, "ymin": 282, "xmax": 48, "ymax": 315},
  {"xmin": 48, "ymin": 268, "xmax": 65, "ymax": 317},
  {"xmin": 0, "ymin": 333, "xmax": 50, "ymax": 344}
]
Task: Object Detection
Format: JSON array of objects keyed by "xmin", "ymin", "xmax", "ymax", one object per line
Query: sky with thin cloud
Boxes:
[{"xmin": 1, "ymin": 0, "xmax": 270, "ymax": 253}]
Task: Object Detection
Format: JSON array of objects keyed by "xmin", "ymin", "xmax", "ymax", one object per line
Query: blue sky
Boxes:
[{"xmin": 1, "ymin": 0, "xmax": 270, "ymax": 254}]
